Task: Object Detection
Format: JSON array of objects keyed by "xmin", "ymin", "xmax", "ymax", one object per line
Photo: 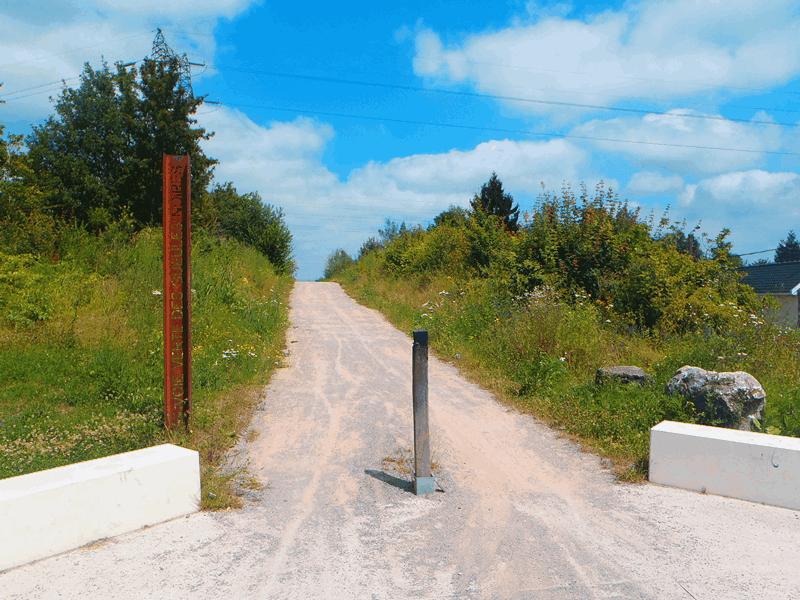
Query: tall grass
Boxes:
[
  {"xmin": 0, "ymin": 226, "xmax": 292, "ymax": 507},
  {"xmin": 335, "ymin": 259, "xmax": 800, "ymax": 481}
]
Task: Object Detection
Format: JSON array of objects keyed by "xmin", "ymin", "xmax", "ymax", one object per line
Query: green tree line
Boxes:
[
  {"xmin": 0, "ymin": 60, "xmax": 295, "ymax": 275},
  {"xmin": 328, "ymin": 175, "xmax": 762, "ymax": 336}
]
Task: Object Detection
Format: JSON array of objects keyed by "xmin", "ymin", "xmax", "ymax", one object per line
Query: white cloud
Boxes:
[
  {"xmin": 0, "ymin": 18, "xmax": 159, "ymax": 122},
  {"xmin": 626, "ymin": 171, "xmax": 684, "ymax": 195},
  {"xmin": 411, "ymin": 0, "xmax": 800, "ymax": 112},
  {"xmin": 347, "ymin": 137, "xmax": 589, "ymax": 199},
  {"xmin": 196, "ymin": 108, "xmax": 601, "ymax": 279},
  {"xmin": 91, "ymin": 0, "xmax": 258, "ymax": 18},
  {"xmin": 524, "ymin": 1, "xmax": 574, "ymax": 22},
  {"xmin": 572, "ymin": 109, "xmax": 783, "ymax": 174},
  {"xmin": 678, "ymin": 170, "xmax": 800, "ymax": 207},
  {"xmin": 0, "ymin": 0, "xmax": 256, "ymax": 124},
  {"xmin": 198, "ymin": 108, "xmax": 339, "ymax": 196},
  {"xmin": 666, "ymin": 169, "xmax": 800, "ymax": 256}
]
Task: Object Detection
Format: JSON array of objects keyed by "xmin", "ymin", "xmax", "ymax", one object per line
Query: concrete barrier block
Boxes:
[
  {"xmin": 649, "ymin": 420, "xmax": 800, "ymax": 511},
  {"xmin": 0, "ymin": 443, "xmax": 200, "ymax": 572}
]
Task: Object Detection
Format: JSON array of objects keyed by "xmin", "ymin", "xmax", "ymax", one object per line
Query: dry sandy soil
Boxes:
[{"xmin": 2, "ymin": 281, "xmax": 800, "ymax": 599}]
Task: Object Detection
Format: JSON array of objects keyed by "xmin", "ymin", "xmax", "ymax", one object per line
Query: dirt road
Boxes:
[{"xmin": 3, "ymin": 281, "xmax": 800, "ymax": 599}]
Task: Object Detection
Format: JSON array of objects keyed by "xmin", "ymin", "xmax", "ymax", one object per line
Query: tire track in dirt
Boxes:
[{"xmin": 2, "ymin": 281, "xmax": 800, "ymax": 600}]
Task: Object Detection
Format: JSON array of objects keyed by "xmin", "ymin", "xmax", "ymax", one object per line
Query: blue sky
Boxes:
[{"xmin": 2, "ymin": 0, "xmax": 800, "ymax": 280}]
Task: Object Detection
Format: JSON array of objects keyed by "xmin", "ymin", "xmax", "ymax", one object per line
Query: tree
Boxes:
[
  {"xmin": 323, "ymin": 249, "xmax": 355, "ymax": 279},
  {"xmin": 26, "ymin": 59, "xmax": 216, "ymax": 230},
  {"xmin": 127, "ymin": 57, "xmax": 216, "ymax": 225},
  {"xmin": 659, "ymin": 225, "xmax": 704, "ymax": 261},
  {"xmin": 431, "ymin": 205, "xmax": 467, "ymax": 229},
  {"xmin": 470, "ymin": 172, "xmax": 520, "ymax": 233},
  {"xmin": 1, "ymin": 94, "xmax": 54, "ymax": 254},
  {"xmin": 26, "ymin": 63, "xmax": 130, "ymax": 229},
  {"xmin": 357, "ymin": 237, "xmax": 384, "ymax": 259},
  {"xmin": 378, "ymin": 219, "xmax": 407, "ymax": 245},
  {"xmin": 207, "ymin": 183, "xmax": 296, "ymax": 275},
  {"xmin": 749, "ymin": 258, "xmax": 771, "ymax": 266},
  {"xmin": 775, "ymin": 231, "xmax": 800, "ymax": 263}
]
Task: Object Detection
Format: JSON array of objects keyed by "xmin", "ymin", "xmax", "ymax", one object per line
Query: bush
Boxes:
[
  {"xmin": 0, "ymin": 227, "xmax": 293, "ymax": 490},
  {"xmin": 323, "ymin": 248, "xmax": 355, "ymax": 280},
  {"xmin": 206, "ymin": 183, "xmax": 296, "ymax": 276},
  {"xmin": 328, "ymin": 180, "xmax": 800, "ymax": 478},
  {"xmin": 357, "ymin": 236, "xmax": 384, "ymax": 259}
]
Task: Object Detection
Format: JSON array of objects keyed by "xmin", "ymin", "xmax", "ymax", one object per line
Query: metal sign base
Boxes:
[{"xmin": 414, "ymin": 477, "xmax": 436, "ymax": 495}]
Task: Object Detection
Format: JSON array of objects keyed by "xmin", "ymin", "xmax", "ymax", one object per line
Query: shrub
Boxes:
[
  {"xmin": 323, "ymin": 249, "xmax": 355, "ymax": 280},
  {"xmin": 207, "ymin": 183, "xmax": 296, "ymax": 276}
]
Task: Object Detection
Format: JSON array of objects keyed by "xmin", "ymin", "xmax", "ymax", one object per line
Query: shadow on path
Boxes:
[{"xmin": 365, "ymin": 469, "xmax": 413, "ymax": 494}]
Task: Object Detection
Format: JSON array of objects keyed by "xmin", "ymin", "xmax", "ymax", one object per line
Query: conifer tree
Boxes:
[
  {"xmin": 775, "ymin": 231, "xmax": 800, "ymax": 263},
  {"xmin": 470, "ymin": 172, "xmax": 520, "ymax": 233}
]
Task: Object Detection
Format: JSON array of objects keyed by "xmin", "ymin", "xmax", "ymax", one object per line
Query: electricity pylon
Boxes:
[{"xmin": 151, "ymin": 28, "xmax": 193, "ymax": 97}]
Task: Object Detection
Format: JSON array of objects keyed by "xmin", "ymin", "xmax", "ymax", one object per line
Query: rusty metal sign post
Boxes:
[
  {"xmin": 163, "ymin": 154, "xmax": 192, "ymax": 430},
  {"xmin": 412, "ymin": 330, "xmax": 435, "ymax": 495}
]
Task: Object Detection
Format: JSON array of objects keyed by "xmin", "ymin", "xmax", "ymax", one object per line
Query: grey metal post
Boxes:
[{"xmin": 413, "ymin": 330, "xmax": 435, "ymax": 495}]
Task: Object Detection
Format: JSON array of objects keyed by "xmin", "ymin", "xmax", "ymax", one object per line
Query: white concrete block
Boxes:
[
  {"xmin": 0, "ymin": 443, "xmax": 200, "ymax": 571},
  {"xmin": 649, "ymin": 420, "xmax": 800, "ymax": 511}
]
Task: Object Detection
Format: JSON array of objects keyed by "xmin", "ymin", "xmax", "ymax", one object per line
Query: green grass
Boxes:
[
  {"xmin": 0, "ymin": 227, "xmax": 292, "ymax": 508},
  {"xmin": 335, "ymin": 259, "xmax": 800, "ymax": 482}
]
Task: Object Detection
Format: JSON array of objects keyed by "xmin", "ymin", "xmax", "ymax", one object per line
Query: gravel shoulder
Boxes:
[{"xmin": 2, "ymin": 281, "xmax": 800, "ymax": 599}]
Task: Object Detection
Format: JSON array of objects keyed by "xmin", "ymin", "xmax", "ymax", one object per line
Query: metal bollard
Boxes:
[{"xmin": 412, "ymin": 330, "xmax": 435, "ymax": 495}]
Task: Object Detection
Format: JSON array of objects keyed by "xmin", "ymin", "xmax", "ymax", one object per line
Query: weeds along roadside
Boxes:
[
  {"xmin": 333, "ymin": 250, "xmax": 800, "ymax": 482},
  {"xmin": 0, "ymin": 226, "xmax": 293, "ymax": 509}
]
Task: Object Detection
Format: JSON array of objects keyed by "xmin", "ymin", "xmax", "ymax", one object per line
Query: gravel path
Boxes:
[{"xmin": 2, "ymin": 281, "xmax": 800, "ymax": 599}]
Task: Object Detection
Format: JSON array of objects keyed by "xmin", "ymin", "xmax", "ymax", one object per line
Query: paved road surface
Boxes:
[{"xmin": 2, "ymin": 282, "xmax": 800, "ymax": 599}]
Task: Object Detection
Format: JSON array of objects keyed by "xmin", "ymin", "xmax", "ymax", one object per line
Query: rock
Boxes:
[
  {"xmin": 666, "ymin": 366, "xmax": 766, "ymax": 431},
  {"xmin": 595, "ymin": 366, "xmax": 653, "ymax": 386}
]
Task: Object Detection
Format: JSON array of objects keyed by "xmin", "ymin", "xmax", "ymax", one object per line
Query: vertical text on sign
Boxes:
[{"xmin": 162, "ymin": 154, "xmax": 192, "ymax": 429}]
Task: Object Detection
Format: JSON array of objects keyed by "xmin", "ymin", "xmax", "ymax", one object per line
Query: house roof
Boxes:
[{"xmin": 737, "ymin": 261, "xmax": 800, "ymax": 295}]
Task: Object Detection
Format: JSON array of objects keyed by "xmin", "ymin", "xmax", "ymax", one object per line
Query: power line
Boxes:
[
  {"xmin": 208, "ymin": 65, "xmax": 800, "ymax": 129},
  {"xmin": 412, "ymin": 52, "xmax": 800, "ymax": 99},
  {"xmin": 0, "ymin": 77, "xmax": 82, "ymax": 99},
  {"xmin": 5, "ymin": 45, "xmax": 799, "ymax": 157},
  {"xmin": 1, "ymin": 54, "xmax": 200, "ymax": 101},
  {"xmin": 735, "ymin": 248, "xmax": 777, "ymax": 256},
  {"xmin": 3, "ymin": 31, "xmax": 203, "ymax": 102},
  {"xmin": 210, "ymin": 100, "xmax": 800, "ymax": 158},
  {"xmin": 158, "ymin": 28, "xmax": 214, "ymax": 39},
  {"xmin": 1, "ymin": 32, "xmax": 151, "ymax": 68},
  {"xmin": 6, "ymin": 53, "xmax": 798, "ymax": 130}
]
